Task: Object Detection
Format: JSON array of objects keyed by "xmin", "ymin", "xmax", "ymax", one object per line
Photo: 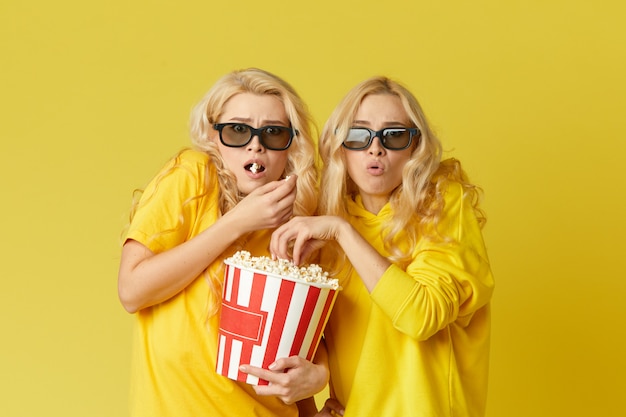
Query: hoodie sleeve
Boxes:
[{"xmin": 370, "ymin": 182, "xmax": 495, "ymax": 340}]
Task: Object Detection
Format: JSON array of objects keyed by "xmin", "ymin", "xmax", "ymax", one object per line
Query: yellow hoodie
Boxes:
[{"xmin": 322, "ymin": 181, "xmax": 494, "ymax": 417}]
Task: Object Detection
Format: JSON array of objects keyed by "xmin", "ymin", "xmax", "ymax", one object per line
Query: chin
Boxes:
[{"xmin": 237, "ymin": 183, "xmax": 256, "ymax": 196}]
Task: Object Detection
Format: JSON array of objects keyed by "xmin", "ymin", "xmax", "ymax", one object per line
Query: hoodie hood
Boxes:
[{"xmin": 346, "ymin": 195, "xmax": 393, "ymax": 224}]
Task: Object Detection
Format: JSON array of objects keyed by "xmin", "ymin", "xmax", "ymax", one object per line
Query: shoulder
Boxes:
[
  {"xmin": 178, "ymin": 148, "xmax": 210, "ymax": 164},
  {"xmin": 430, "ymin": 158, "xmax": 474, "ymax": 210},
  {"xmin": 442, "ymin": 181, "xmax": 465, "ymax": 204},
  {"xmin": 429, "ymin": 181, "xmax": 465, "ymax": 234},
  {"xmin": 159, "ymin": 148, "xmax": 215, "ymax": 182},
  {"xmin": 172, "ymin": 148, "xmax": 212, "ymax": 171},
  {"xmin": 143, "ymin": 148, "xmax": 217, "ymax": 198}
]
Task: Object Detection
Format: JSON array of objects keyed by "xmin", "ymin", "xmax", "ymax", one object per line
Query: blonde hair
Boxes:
[
  {"xmin": 127, "ymin": 68, "xmax": 319, "ymax": 315},
  {"xmin": 319, "ymin": 76, "xmax": 485, "ymax": 266}
]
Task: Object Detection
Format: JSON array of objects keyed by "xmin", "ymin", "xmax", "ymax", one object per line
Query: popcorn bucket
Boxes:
[{"xmin": 216, "ymin": 259, "xmax": 339, "ymax": 385}]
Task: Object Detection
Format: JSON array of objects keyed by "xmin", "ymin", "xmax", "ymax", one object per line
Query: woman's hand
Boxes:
[
  {"xmin": 239, "ymin": 356, "xmax": 329, "ymax": 404},
  {"xmin": 226, "ymin": 175, "xmax": 298, "ymax": 233},
  {"xmin": 271, "ymin": 213, "xmax": 391, "ymax": 292},
  {"xmin": 270, "ymin": 216, "xmax": 345, "ymax": 265}
]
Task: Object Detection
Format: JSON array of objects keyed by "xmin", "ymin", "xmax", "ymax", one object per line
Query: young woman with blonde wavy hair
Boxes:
[
  {"xmin": 270, "ymin": 76, "xmax": 495, "ymax": 417},
  {"xmin": 118, "ymin": 68, "xmax": 326, "ymax": 417}
]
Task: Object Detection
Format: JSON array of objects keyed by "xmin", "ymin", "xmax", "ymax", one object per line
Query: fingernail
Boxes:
[
  {"xmin": 239, "ymin": 365, "xmax": 247, "ymax": 372},
  {"xmin": 268, "ymin": 362, "xmax": 278, "ymax": 371}
]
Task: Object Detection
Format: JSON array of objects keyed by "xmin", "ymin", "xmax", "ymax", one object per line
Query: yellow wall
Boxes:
[{"xmin": 1, "ymin": 1, "xmax": 624, "ymax": 416}]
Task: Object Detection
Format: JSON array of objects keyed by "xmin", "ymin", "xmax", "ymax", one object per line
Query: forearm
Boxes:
[
  {"xmin": 335, "ymin": 220, "xmax": 390, "ymax": 292},
  {"xmin": 118, "ymin": 212, "xmax": 248, "ymax": 313}
]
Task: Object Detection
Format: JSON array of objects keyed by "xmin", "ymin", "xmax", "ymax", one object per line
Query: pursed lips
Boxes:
[{"xmin": 366, "ymin": 160, "xmax": 384, "ymax": 175}]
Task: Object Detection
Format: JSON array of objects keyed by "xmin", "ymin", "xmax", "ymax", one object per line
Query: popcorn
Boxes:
[
  {"xmin": 250, "ymin": 163, "xmax": 260, "ymax": 174},
  {"xmin": 225, "ymin": 251, "xmax": 338, "ymax": 289}
]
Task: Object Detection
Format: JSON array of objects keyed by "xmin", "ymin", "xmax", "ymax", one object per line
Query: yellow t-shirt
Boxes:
[
  {"xmin": 125, "ymin": 149, "xmax": 297, "ymax": 417},
  {"xmin": 323, "ymin": 182, "xmax": 495, "ymax": 417}
]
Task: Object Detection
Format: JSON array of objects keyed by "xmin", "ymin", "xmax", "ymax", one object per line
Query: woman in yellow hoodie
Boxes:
[{"xmin": 269, "ymin": 76, "xmax": 495, "ymax": 417}]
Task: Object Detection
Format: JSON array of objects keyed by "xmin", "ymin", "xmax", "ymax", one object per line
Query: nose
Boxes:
[
  {"xmin": 368, "ymin": 136, "xmax": 385, "ymax": 155},
  {"xmin": 247, "ymin": 134, "xmax": 266, "ymax": 152}
]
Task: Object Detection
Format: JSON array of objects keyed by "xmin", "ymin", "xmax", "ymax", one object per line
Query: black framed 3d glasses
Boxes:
[
  {"xmin": 342, "ymin": 127, "xmax": 421, "ymax": 150},
  {"xmin": 213, "ymin": 123, "xmax": 297, "ymax": 151}
]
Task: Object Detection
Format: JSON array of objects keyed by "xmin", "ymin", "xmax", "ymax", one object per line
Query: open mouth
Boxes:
[{"xmin": 245, "ymin": 162, "xmax": 265, "ymax": 174}]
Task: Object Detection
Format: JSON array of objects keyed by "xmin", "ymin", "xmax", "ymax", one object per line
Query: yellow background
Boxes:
[{"xmin": 1, "ymin": 1, "xmax": 625, "ymax": 416}]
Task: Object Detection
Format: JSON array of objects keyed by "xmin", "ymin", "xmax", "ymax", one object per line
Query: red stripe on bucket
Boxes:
[
  {"xmin": 306, "ymin": 290, "xmax": 336, "ymax": 360},
  {"xmin": 289, "ymin": 286, "xmax": 321, "ymax": 356},
  {"xmin": 229, "ymin": 266, "xmax": 241, "ymax": 303},
  {"xmin": 219, "ymin": 265, "xmax": 240, "ymax": 376},
  {"xmin": 258, "ymin": 279, "xmax": 296, "ymax": 385},
  {"xmin": 237, "ymin": 272, "xmax": 267, "ymax": 381}
]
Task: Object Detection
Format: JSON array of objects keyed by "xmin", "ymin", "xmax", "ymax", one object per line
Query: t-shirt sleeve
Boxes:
[{"xmin": 125, "ymin": 153, "xmax": 208, "ymax": 254}]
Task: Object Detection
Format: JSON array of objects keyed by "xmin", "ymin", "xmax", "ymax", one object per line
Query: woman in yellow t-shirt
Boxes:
[
  {"xmin": 269, "ymin": 77, "xmax": 495, "ymax": 417},
  {"xmin": 118, "ymin": 68, "xmax": 326, "ymax": 417}
]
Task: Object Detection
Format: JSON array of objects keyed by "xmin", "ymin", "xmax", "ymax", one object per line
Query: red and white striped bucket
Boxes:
[{"xmin": 216, "ymin": 260, "xmax": 339, "ymax": 385}]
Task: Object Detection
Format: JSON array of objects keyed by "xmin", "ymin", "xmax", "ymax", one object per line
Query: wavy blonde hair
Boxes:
[
  {"xmin": 126, "ymin": 68, "xmax": 319, "ymax": 315},
  {"xmin": 319, "ymin": 76, "xmax": 485, "ymax": 266}
]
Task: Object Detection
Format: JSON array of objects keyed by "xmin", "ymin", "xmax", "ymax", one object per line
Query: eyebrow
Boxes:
[
  {"xmin": 353, "ymin": 119, "xmax": 409, "ymax": 127},
  {"xmin": 227, "ymin": 117, "xmax": 290, "ymax": 126}
]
